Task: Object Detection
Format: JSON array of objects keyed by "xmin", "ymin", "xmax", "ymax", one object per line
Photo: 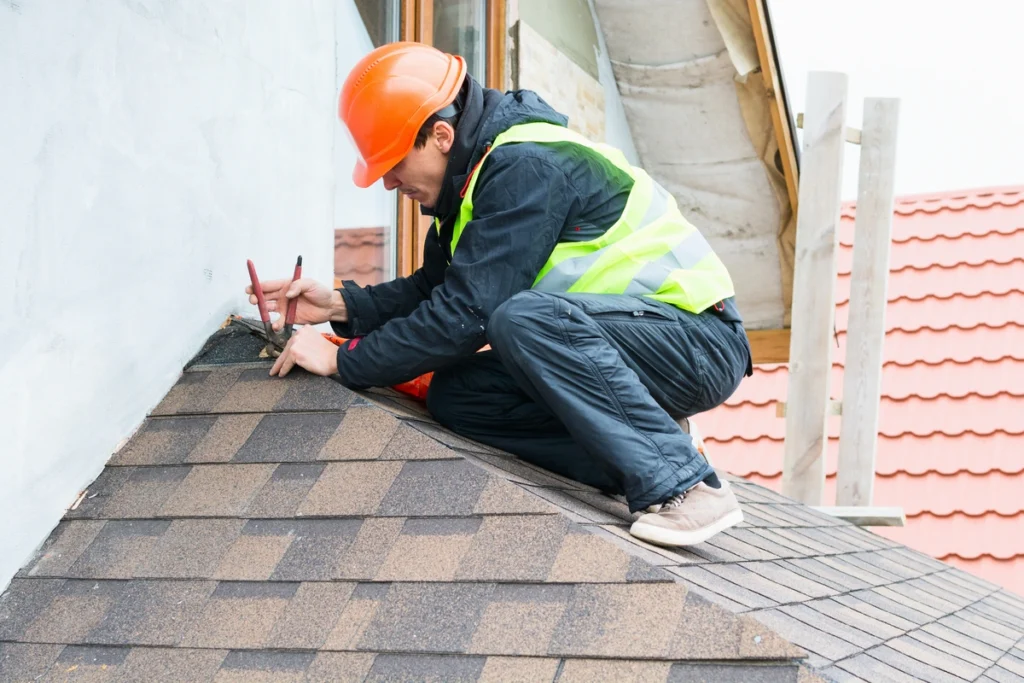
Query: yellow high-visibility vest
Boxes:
[{"xmin": 445, "ymin": 122, "xmax": 735, "ymax": 314}]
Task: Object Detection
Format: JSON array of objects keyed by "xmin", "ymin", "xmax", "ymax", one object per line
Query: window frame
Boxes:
[{"xmin": 393, "ymin": 0, "xmax": 507, "ymax": 277}]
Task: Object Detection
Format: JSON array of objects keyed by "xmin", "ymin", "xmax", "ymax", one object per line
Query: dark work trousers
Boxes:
[{"xmin": 426, "ymin": 291, "xmax": 753, "ymax": 513}]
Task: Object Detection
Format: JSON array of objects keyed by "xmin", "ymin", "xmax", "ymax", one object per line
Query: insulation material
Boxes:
[{"xmin": 592, "ymin": 0, "xmax": 792, "ymax": 329}]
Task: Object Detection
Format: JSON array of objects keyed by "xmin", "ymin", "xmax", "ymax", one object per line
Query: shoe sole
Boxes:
[{"xmin": 628, "ymin": 508, "xmax": 744, "ymax": 547}]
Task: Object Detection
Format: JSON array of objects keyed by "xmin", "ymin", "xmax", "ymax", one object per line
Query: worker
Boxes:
[{"xmin": 247, "ymin": 42, "xmax": 753, "ymax": 547}]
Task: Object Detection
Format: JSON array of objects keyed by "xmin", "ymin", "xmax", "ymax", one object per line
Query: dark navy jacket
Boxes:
[{"xmin": 332, "ymin": 76, "xmax": 743, "ymax": 389}]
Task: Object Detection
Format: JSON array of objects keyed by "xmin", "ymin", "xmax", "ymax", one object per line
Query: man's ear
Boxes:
[{"xmin": 433, "ymin": 121, "xmax": 456, "ymax": 154}]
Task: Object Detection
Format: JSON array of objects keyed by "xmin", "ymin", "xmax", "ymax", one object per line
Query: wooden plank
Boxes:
[
  {"xmin": 746, "ymin": 0, "xmax": 799, "ymax": 218},
  {"xmin": 836, "ymin": 98, "xmax": 900, "ymax": 507},
  {"xmin": 777, "ymin": 400, "xmax": 841, "ymax": 418},
  {"xmin": 810, "ymin": 506, "xmax": 906, "ymax": 527},
  {"xmin": 487, "ymin": 0, "xmax": 507, "ymax": 90},
  {"xmin": 780, "ymin": 71, "xmax": 848, "ymax": 506},
  {"xmin": 746, "ymin": 0, "xmax": 800, "ymax": 326},
  {"xmin": 747, "ymin": 328, "xmax": 791, "ymax": 364},
  {"xmin": 797, "ymin": 112, "xmax": 862, "ymax": 144}
]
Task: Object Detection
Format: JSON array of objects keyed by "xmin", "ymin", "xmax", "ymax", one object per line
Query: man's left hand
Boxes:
[{"xmin": 270, "ymin": 326, "xmax": 340, "ymax": 378}]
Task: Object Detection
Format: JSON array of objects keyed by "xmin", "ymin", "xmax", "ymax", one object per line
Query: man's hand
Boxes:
[
  {"xmin": 270, "ymin": 326, "xmax": 341, "ymax": 378},
  {"xmin": 246, "ymin": 278, "xmax": 348, "ymax": 332}
]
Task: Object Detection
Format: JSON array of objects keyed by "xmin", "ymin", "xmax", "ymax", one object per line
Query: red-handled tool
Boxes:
[
  {"xmin": 246, "ymin": 256, "xmax": 301, "ymax": 356},
  {"xmin": 284, "ymin": 255, "xmax": 302, "ymax": 336}
]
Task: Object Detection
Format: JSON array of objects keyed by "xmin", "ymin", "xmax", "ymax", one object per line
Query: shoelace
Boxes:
[{"xmin": 662, "ymin": 491, "xmax": 687, "ymax": 510}]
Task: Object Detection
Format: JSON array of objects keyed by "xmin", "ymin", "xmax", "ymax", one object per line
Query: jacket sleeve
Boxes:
[
  {"xmin": 330, "ymin": 224, "xmax": 448, "ymax": 338},
  {"xmin": 334, "ymin": 149, "xmax": 581, "ymax": 389}
]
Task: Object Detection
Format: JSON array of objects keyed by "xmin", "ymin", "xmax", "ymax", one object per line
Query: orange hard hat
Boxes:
[{"xmin": 339, "ymin": 42, "xmax": 467, "ymax": 188}]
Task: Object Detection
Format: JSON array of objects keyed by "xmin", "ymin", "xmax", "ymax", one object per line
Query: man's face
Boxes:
[{"xmin": 381, "ymin": 121, "xmax": 454, "ymax": 209}]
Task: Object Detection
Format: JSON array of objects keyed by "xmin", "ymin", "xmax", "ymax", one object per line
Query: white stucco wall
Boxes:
[{"xmin": 0, "ymin": 0, "xmax": 352, "ymax": 589}]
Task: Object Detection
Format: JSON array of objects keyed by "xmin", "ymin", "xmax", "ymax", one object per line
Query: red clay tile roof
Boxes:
[
  {"xmin": 334, "ymin": 227, "xmax": 387, "ymax": 288},
  {"xmin": 6, "ymin": 322, "xmax": 1024, "ymax": 681},
  {"xmin": 698, "ymin": 185, "xmax": 1024, "ymax": 596}
]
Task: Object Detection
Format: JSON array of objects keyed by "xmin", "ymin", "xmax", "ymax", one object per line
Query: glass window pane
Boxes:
[
  {"xmin": 334, "ymin": 0, "xmax": 401, "ymax": 288},
  {"xmin": 433, "ymin": 0, "xmax": 487, "ymax": 84}
]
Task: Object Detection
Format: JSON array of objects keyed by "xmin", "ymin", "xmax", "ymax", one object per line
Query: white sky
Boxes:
[{"xmin": 767, "ymin": 0, "xmax": 1024, "ymax": 200}]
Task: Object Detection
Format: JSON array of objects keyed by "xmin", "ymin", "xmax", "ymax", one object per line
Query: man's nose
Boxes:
[{"xmin": 382, "ymin": 172, "xmax": 400, "ymax": 191}]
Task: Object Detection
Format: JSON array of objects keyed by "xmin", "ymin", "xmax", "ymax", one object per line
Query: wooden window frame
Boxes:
[{"xmin": 393, "ymin": 0, "xmax": 507, "ymax": 278}]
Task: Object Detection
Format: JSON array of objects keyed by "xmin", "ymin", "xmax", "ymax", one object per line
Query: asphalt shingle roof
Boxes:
[{"xmin": 2, "ymin": 323, "xmax": 1023, "ymax": 682}]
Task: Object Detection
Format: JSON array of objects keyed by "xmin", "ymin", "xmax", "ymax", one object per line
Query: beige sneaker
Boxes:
[{"xmin": 629, "ymin": 480, "xmax": 743, "ymax": 547}]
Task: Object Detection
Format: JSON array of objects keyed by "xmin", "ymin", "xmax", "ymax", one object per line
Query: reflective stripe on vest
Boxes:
[{"xmin": 448, "ymin": 122, "xmax": 735, "ymax": 314}]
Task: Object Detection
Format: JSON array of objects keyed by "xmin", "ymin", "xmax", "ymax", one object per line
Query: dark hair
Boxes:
[{"xmin": 414, "ymin": 109, "xmax": 460, "ymax": 148}]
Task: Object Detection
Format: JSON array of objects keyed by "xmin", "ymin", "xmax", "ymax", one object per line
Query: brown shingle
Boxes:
[
  {"xmin": 376, "ymin": 459, "xmax": 491, "ymax": 516},
  {"xmin": 298, "ymin": 461, "xmax": 402, "ymax": 516},
  {"xmin": 268, "ymin": 519, "xmax": 363, "ymax": 581},
  {"xmin": 334, "ymin": 518, "xmax": 405, "ymax": 580},
  {"xmin": 271, "ymin": 371, "xmax": 354, "ymax": 412},
  {"xmin": 233, "ymin": 412, "xmax": 343, "ymax": 463},
  {"xmin": 378, "ymin": 422, "xmax": 462, "ymax": 460},
  {"xmin": 478, "ymin": 656, "xmax": 559, "ymax": 682},
  {"xmin": 136, "ymin": 519, "xmax": 243, "ymax": 578},
  {"xmin": 161, "ymin": 368, "xmax": 242, "ymax": 415},
  {"xmin": 473, "ymin": 478, "xmax": 558, "ymax": 515},
  {"xmin": 558, "ymin": 659, "xmax": 671, "ymax": 682},
  {"xmin": 214, "ymin": 650, "xmax": 315, "ymax": 683},
  {"xmin": 243, "ymin": 462, "xmax": 326, "ymax": 517},
  {"xmin": 322, "ymin": 591, "xmax": 385, "ymax": 650},
  {"xmin": 549, "ymin": 583, "xmax": 687, "ymax": 658},
  {"xmin": 101, "ymin": 467, "xmax": 189, "ymax": 518},
  {"xmin": 213, "ymin": 534, "xmax": 293, "ymax": 581},
  {"xmin": 86, "ymin": 579, "xmax": 215, "ymax": 646},
  {"xmin": 180, "ymin": 581, "xmax": 297, "ymax": 648},
  {"xmin": 468, "ymin": 601, "xmax": 565, "ymax": 655},
  {"xmin": 64, "ymin": 468, "xmax": 133, "ymax": 519},
  {"xmin": 119, "ymin": 647, "xmax": 227, "ymax": 682},
  {"xmin": 317, "ymin": 404, "xmax": 400, "ymax": 460},
  {"xmin": 267, "ymin": 582, "xmax": 356, "ymax": 649},
  {"xmin": 363, "ymin": 653, "xmax": 486, "ymax": 682},
  {"xmin": 358, "ymin": 583, "xmax": 495, "ymax": 653},
  {"xmin": 48, "ymin": 645, "xmax": 130, "ymax": 681},
  {"xmin": 0, "ymin": 579, "xmax": 64, "ymax": 641},
  {"xmin": 67, "ymin": 521, "xmax": 170, "ymax": 579},
  {"xmin": 212, "ymin": 368, "xmax": 290, "ymax": 413},
  {"xmin": 547, "ymin": 531, "xmax": 630, "ymax": 583},
  {"xmin": 187, "ymin": 414, "xmax": 263, "ymax": 463},
  {"xmin": 158, "ymin": 464, "xmax": 275, "ymax": 517},
  {"xmin": 304, "ymin": 652, "xmax": 376, "ymax": 683},
  {"xmin": 0, "ymin": 643, "xmax": 63, "ymax": 681},
  {"xmin": 111, "ymin": 416, "xmax": 216, "ymax": 465},
  {"xmin": 22, "ymin": 580, "xmax": 123, "ymax": 644},
  {"xmin": 375, "ymin": 519, "xmax": 479, "ymax": 581},
  {"xmin": 21, "ymin": 521, "xmax": 105, "ymax": 578},
  {"xmin": 455, "ymin": 515, "xmax": 568, "ymax": 582}
]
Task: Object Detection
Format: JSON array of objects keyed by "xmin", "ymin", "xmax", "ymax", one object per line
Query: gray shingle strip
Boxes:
[
  {"xmin": 702, "ymin": 563, "xmax": 811, "ymax": 605},
  {"xmin": 980, "ymin": 667, "xmax": 1024, "ymax": 683},
  {"xmin": 751, "ymin": 607, "xmax": 862, "ymax": 662},
  {"xmin": 831, "ymin": 652, "xmax": 934, "ymax": 683},
  {"xmin": 748, "ymin": 528, "xmax": 827, "ymax": 557},
  {"xmin": 742, "ymin": 561, "xmax": 838, "ymax": 600},
  {"xmin": 886, "ymin": 633, "xmax": 987, "ymax": 680},
  {"xmin": 812, "ymin": 555, "xmax": 890, "ymax": 588},
  {"xmin": 701, "ymin": 529, "xmax": 780, "ymax": 561},
  {"xmin": 846, "ymin": 588, "xmax": 935, "ymax": 626},
  {"xmin": 741, "ymin": 504, "xmax": 799, "ymax": 528},
  {"xmin": 806, "ymin": 597, "xmax": 905, "ymax": 641},
  {"xmin": 907, "ymin": 627, "xmax": 994, "ymax": 669},
  {"xmin": 935, "ymin": 614, "xmax": 1019, "ymax": 654},
  {"xmin": 785, "ymin": 557, "xmax": 874, "ymax": 593},
  {"xmin": 725, "ymin": 528, "xmax": 800, "ymax": 559},
  {"xmin": 866, "ymin": 644, "xmax": 968, "ymax": 683},
  {"xmin": 832, "ymin": 593, "xmax": 919, "ymax": 632},
  {"xmin": 668, "ymin": 565, "xmax": 777, "ymax": 610}
]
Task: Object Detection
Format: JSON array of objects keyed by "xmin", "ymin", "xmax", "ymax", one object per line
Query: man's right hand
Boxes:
[{"xmin": 246, "ymin": 278, "xmax": 348, "ymax": 331}]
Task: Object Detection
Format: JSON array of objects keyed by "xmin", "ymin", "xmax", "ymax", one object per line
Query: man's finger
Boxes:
[{"xmin": 278, "ymin": 350, "xmax": 298, "ymax": 377}]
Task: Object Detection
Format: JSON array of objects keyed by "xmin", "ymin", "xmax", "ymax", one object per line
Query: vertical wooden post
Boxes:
[
  {"xmin": 781, "ymin": 71, "xmax": 848, "ymax": 505},
  {"xmin": 836, "ymin": 98, "xmax": 900, "ymax": 506}
]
